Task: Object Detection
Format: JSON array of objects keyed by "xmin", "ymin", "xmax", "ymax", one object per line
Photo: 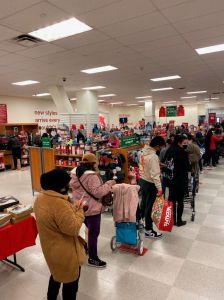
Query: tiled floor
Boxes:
[{"xmin": 1, "ymin": 161, "xmax": 224, "ymax": 300}]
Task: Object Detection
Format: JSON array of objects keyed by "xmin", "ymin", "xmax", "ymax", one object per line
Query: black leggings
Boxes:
[
  {"xmin": 47, "ymin": 270, "xmax": 80, "ymax": 300},
  {"xmin": 168, "ymin": 185, "xmax": 184, "ymax": 223}
]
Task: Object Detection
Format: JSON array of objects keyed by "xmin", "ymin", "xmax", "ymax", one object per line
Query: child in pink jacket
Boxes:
[{"xmin": 70, "ymin": 153, "xmax": 115, "ymax": 268}]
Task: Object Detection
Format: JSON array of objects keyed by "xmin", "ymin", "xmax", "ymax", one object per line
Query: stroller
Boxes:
[{"xmin": 110, "ymin": 183, "xmax": 144, "ymax": 256}]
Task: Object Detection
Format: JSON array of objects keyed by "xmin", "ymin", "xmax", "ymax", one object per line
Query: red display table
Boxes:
[{"xmin": 0, "ymin": 216, "xmax": 38, "ymax": 271}]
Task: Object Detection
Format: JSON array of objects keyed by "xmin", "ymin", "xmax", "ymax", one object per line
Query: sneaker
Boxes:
[
  {"xmin": 145, "ymin": 230, "xmax": 162, "ymax": 239},
  {"xmin": 88, "ymin": 257, "xmax": 106, "ymax": 268},
  {"xmin": 176, "ymin": 220, "xmax": 187, "ymax": 227}
]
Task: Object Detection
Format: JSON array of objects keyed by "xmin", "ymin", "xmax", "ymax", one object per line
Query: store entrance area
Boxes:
[{"xmin": 0, "ymin": 164, "xmax": 224, "ymax": 300}]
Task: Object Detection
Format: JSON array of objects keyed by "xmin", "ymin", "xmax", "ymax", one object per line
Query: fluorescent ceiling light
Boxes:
[
  {"xmin": 138, "ymin": 100, "xmax": 147, "ymax": 103},
  {"xmin": 181, "ymin": 96, "xmax": 197, "ymax": 99},
  {"xmin": 163, "ymin": 101, "xmax": 176, "ymax": 104},
  {"xmin": 98, "ymin": 94, "xmax": 116, "ymax": 97},
  {"xmin": 33, "ymin": 93, "xmax": 50, "ymax": 97},
  {"xmin": 196, "ymin": 43, "xmax": 224, "ymax": 55},
  {"xmin": 150, "ymin": 75, "xmax": 181, "ymax": 82},
  {"xmin": 29, "ymin": 17, "xmax": 92, "ymax": 42},
  {"xmin": 135, "ymin": 96, "xmax": 152, "ymax": 99},
  {"xmin": 98, "ymin": 100, "xmax": 105, "ymax": 103},
  {"xmin": 12, "ymin": 80, "xmax": 39, "ymax": 86},
  {"xmin": 82, "ymin": 86, "xmax": 106, "ymax": 90},
  {"xmin": 127, "ymin": 104, "xmax": 138, "ymax": 106},
  {"xmin": 211, "ymin": 97, "xmax": 219, "ymax": 100},
  {"xmin": 151, "ymin": 87, "xmax": 173, "ymax": 92},
  {"xmin": 110, "ymin": 102, "xmax": 124, "ymax": 105},
  {"xmin": 81, "ymin": 65, "xmax": 118, "ymax": 74},
  {"xmin": 187, "ymin": 91, "xmax": 207, "ymax": 94},
  {"xmin": 70, "ymin": 98, "xmax": 77, "ymax": 101}
]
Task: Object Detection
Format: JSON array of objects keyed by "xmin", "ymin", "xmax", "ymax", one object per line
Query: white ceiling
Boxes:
[{"xmin": 0, "ymin": 0, "xmax": 224, "ymax": 106}]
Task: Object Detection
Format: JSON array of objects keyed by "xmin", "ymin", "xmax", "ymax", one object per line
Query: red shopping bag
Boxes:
[{"xmin": 151, "ymin": 196, "xmax": 174, "ymax": 232}]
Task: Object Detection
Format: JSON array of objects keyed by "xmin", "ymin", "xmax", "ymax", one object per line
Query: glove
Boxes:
[{"xmin": 157, "ymin": 189, "xmax": 163, "ymax": 196}]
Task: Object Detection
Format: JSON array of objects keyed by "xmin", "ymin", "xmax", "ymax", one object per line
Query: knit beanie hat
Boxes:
[
  {"xmin": 40, "ymin": 169, "xmax": 71, "ymax": 193},
  {"xmin": 82, "ymin": 153, "xmax": 97, "ymax": 164}
]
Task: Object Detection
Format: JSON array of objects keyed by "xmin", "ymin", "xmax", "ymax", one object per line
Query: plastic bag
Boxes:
[{"xmin": 151, "ymin": 196, "xmax": 174, "ymax": 232}]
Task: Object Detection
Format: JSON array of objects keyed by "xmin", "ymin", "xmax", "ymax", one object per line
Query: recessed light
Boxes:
[
  {"xmin": 181, "ymin": 96, "xmax": 197, "ymax": 99},
  {"xmin": 135, "ymin": 96, "xmax": 152, "ymax": 99},
  {"xmin": 151, "ymin": 87, "xmax": 173, "ymax": 92},
  {"xmin": 163, "ymin": 101, "xmax": 177, "ymax": 104},
  {"xmin": 12, "ymin": 80, "xmax": 39, "ymax": 86},
  {"xmin": 187, "ymin": 91, "xmax": 207, "ymax": 94},
  {"xmin": 98, "ymin": 94, "xmax": 116, "ymax": 97},
  {"xmin": 33, "ymin": 93, "xmax": 50, "ymax": 97},
  {"xmin": 81, "ymin": 65, "xmax": 118, "ymax": 74},
  {"xmin": 29, "ymin": 17, "xmax": 92, "ymax": 42},
  {"xmin": 110, "ymin": 102, "xmax": 124, "ymax": 105},
  {"xmin": 126, "ymin": 104, "xmax": 138, "ymax": 106},
  {"xmin": 82, "ymin": 86, "xmax": 106, "ymax": 90},
  {"xmin": 150, "ymin": 75, "xmax": 181, "ymax": 82},
  {"xmin": 196, "ymin": 43, "xmax": 224, "ymax": 55},
  {"xmin": 70, "ymin": 98, "xmax": 77, "ymax": 101}
]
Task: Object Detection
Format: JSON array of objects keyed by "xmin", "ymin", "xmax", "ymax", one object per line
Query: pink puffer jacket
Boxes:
[{"xmin": 70, "ymin": 169, "xmax": 114, "ymax": 216}]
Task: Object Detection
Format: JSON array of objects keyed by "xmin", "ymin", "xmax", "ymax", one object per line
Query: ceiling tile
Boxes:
[
  {"xmin": 100, "ymin": 11, "xmax": 168, "ymax": 37},
  {"xmin": 17, "ymin": 43, "xmax": 66, "ymax": 58},
  {"xmin": 74, "ymin": 39, "xmax": 122, "ymax": 55},
  {"xmin": 1, "ymin": 2, "xmax": 70, "ymax": 32},
  {"xmin": 52, "ymin": 30, "xmax": 109, "ymax": 50},
  {"xmin": 0, "ymin": 25, "xmax": 21, "ymax": 41},
  {"xmin": 151, "ymin": 0, "xmax": 191, "ymax": 9},
  {"xmin": 0, "ymin": 40, "xmax": 28, "ymax": 52},
  {"xmin": 48, "ymin": 0, "xmax": 120, "ymax": 15},
  {"xmin": 183, "ymin": 25, "xmax": 224, "ymax": 44},
  {"xmin": 162, "ymin": 0, "xmax": 224, "ymax": 23},
  {"xmin": 79, "ymin": 0, "xmax": 156, "ymax": 28},
  {"xmin": 0, "ymin": 53, "xmax": 30, "ymax": 66},
  {"xmin": 173, "ymin": 10, "xmax": 224, "ymax": 34},
  {"xmin": 115, "ymin": 25, "xmax": 178, "ymax": 45},
  {"xmin": 0, "ymin": 0, "xmax": 41, "ymax": 19}
]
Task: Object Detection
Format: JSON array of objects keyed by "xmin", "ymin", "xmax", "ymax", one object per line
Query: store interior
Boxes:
[{"xmin": 1, "ymin": 1, "xmax": 224, "ymax": 300}]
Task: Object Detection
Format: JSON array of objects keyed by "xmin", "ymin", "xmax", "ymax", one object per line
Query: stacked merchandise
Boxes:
[
  {"xmin": 0, "ymin": 196, "xmax": 19, "ymax": 212},
  {"xmin": 5, "ymin": 204, "xmax": 33, "ymax": 224},
  {"xmin": 0, "ymin": 213, "xmax": 11, "ymax": 228}
]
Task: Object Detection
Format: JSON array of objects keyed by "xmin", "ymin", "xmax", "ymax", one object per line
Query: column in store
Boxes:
[
  {"xmin": 48, "ymin": 85, "xmax": 74, "ymax": 113},
  {"xmin": 145, "ymin": 100, "xmax": 155, "ymax": 124}
]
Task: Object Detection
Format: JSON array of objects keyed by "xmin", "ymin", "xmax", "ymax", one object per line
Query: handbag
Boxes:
[
  {"xmin": 151, "ymin": 195, "xmax": 174, "ymax": 232},
  {"xmin": 77, "ymin": 177, "xmax": 113, "ymax": 207}
]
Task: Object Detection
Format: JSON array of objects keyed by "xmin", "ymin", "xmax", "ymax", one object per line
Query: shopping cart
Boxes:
[
  {"xmin": 184, "ymin": 172, "xmax": 197, "ymax": 222},
  {"xmin": 110, "ymin": 184, "xmax": 144, "ymax": 256}
]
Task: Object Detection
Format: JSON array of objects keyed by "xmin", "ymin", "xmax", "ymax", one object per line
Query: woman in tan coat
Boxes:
[{"xmin": 34, "ymin": 169, "xmax": 86, "ymax": 300}]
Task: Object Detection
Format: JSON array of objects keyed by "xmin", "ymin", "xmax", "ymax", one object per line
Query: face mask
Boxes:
[{"xmin": 183, "ymin": 145, "xmax": 188, "ymax": 150}]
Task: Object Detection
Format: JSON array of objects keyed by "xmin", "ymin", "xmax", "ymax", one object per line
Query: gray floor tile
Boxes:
[
  {"xmin": 167, "ymin": 287, "xmax": 209, "ymax": 300},
  {"xmin": 196, "ymin": 225, "xmax": 224, "ymax": 246},
  {"xmin": 129, "ymin": 250, "xmax": 184, "ymax": 285},
  {"xmin": 209, "ymin": 204, "xmax": 224, "ymax": 216},
  {"xmin": 102, "ymin": 271, "xmax": 170, "ymax": 300},
  {"xmin": 203, "ymin": 214, "xmax": 224, "ymax": 230},
  {"xmin": 174, "ymin": 260, "xmax": 224, "ymax": 299},
  {"xmin": 187, "ymin": 240, "xmax": 224, "ymax": 270}
]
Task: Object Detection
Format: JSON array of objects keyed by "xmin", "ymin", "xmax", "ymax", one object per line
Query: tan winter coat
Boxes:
[
  {"xmin": 139, "ymin": 146, "xmax": 162, "ymax": 190},
  {"xmin": 33, "ymin": 190, "xmax": 85, "ymax": 283}
]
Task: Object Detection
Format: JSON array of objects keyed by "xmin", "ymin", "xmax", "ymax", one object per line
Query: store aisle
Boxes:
[{"xmin": 0, "ymin": 162, "xmax": 224, "ymax": 300}]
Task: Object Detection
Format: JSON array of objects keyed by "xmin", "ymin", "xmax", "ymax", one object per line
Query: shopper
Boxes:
[
  {"xmin": 204, "ymin": 129, "xmax": 213, "ymax": 167},
  {"xmin": 160, "ymin": 138, "xmax": 172, "ymax": 163},
  {"xmin": 187, "ymin": 135, "xmax": 201, "ymax": 174},
  {"xmin": 34, "ymin": 169, "xmax": 86, "ymax": 300},
  {"xmin": 165, "ymin": 135, "xmax": 190, "ymax": 227},
  {"xmin": 7, "ymin": 135, "xmax": 21, "ymax": 170},
  {"xmin": 139, "ymin": 136, "xmax": 166, "ymax": 238},
  {"xmin": 210, "ymin": 128, "xmax": 223, "ymax": 167},
  {"xmin": 70, "ymin": 153, "xmax": 116, "ymax": 268}
]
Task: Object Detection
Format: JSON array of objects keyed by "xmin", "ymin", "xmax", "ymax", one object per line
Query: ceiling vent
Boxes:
[{"xmin": 13, "ymin": 34, "xmax": 43, "ymax": 47}]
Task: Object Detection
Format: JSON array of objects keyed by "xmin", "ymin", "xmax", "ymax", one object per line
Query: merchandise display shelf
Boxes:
[
  {"xmin": 55, "ymin": 154, "xmax": 83, "ymax": 158},
  {"xmin": 55, "ymin": 165, "xmax": 74, "ymax": 169}
]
